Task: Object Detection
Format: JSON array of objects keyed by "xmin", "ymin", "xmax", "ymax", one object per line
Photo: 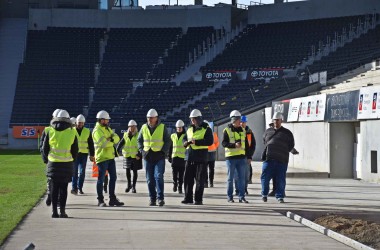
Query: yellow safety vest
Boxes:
[
  {"xmin": 122, "ymin": 132, "xmax": 138, "ymax": 158},
  {"xmin": 77, "ymin": 127, "xmax": 90, "ymax": 154},
  {"xmin": 171, "ymin": 133, "xmax": 186, "ymax": 159},
  {"xmin": 186, "ymin": 126, "xmax": 208, "ymax": 150},
  {"xmin": 48, "ymin": 128, "xmax": 76, "ymax": 162},
  {"xmin": 141, "ymin": 123, "xmax": 165, "ymax": 152},
  {"xmin": 224, "ymin": 127, "xmax": 246, "ymax": 157},
  {"xmin": 92, "ymin": 122, "xmax": 120, "ymax": 163}
]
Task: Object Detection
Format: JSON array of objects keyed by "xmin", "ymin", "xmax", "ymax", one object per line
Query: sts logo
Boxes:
[{"xmin": 21, "ymin": 127, "xmax": 36, "ymax": 137}]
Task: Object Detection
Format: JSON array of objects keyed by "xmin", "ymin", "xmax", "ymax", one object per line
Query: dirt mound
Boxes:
[{"xmin": 314, "ymin": 215, "xmax": 380, "ymax": 249}]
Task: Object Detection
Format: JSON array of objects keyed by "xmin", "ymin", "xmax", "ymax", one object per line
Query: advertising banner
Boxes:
[
  {"xmin": 13, "ymin": 126, "xmax": 46, "ymax": 139},
  {"xmin": 271, "ymin": 100, "xmax": 290, "ymax": 122},
  {"xmin": 203, "ymin": 71, "xmax": 237, "ymax": 82},
  {"xmin": 247, "ymin": 68, "xmax": 284, "ymax": 81},
  {"xmin": 287, "ymin": 98, "xmax": 302, "ymax": 122},
  {"xmin": 326, "ymin": 90, "xmax": 359, "ymax": 122},
  {"xmin": 298, "ymin": 94, "xmax": 326, "ymax": 122},
  {"xmin": 357, "ymin": 86, "xmax": 380, "ymax": 119}
]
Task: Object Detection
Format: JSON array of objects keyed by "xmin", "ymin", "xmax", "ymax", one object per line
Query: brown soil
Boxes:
[{"xmin": 314, "ymin": 214, "xmax": 380, "ymax": 249}]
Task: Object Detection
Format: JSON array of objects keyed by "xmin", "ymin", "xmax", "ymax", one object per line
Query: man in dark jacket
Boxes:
[
  {"xmin": 42, "ymin": 110, "xmax": 78, "ymax": 218},
  {"xmin": 182, "ymin": 109, "xmax": 213, "ymax": 205},
  {"xmin": 261, "ymin": 112, "xmax": 294, "ymax": 203}
]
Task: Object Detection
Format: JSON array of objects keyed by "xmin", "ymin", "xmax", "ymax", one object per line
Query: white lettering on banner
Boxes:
[{"xmin": 251, "ymin": 70, "xmax": 280, "ymax": 78}]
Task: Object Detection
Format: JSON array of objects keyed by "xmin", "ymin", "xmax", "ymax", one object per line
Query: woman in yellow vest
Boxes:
[
  {"xmin": 168, "ymin": 120, "xmax": 186, "ymax": 194},
  {"xmin": 41, "ymin": 110, "xmax": 78, "ymax": 218},
  {"xmin": 222, "ymin": 110, "xmax": 249, "ymax": 203},
  {"xmin": 116, "ymin": 120, "xmax": 142, "ymax": 193}
]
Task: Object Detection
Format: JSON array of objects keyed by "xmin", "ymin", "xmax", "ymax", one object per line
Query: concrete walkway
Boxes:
[{"xmin": 2, "ymin": 160, "xmax": 380, "ymax": 250}]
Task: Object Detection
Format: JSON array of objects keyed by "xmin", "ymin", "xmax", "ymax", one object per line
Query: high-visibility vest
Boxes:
[
  {"xmin": 92, "ymin": 122, "xmax": 120, "ymax": 163},
  {"xmin": 224, "ymin": 127, "xmax": 246, "ymax": 157},
  {"xmin": 122, "ymin": 132, "xmax": 138, "ymax": 158},
  {"xmin": 48, "ymin": 128, "xmax": 76, "ymax": 162},
  {"xmin": 208, "ymin": 132, "xmax": 219, "ymax": 152},
  {"xmin": 171, "ymin": 133, "xmax": 186, "ymax": 158},
  {"xmin": 77, "ymin": 127, "xmax": 91, "ymax": 154},
  {"xmin": 141, "ymin": 124, "xmax": 165, "ymax": 152},
  {"xmin": 186, "ymin": 126, "xmax": 208, "ymax": 150}
]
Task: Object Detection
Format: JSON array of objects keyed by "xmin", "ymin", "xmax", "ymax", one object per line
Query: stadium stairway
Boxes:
[{"xmin": 0, "ymin": 18, "xmax": 28, "ymax": 141}]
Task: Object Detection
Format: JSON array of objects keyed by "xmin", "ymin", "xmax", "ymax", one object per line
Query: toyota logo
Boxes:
[
  {"xmin": 206, "ymin": 73, "xmax": 213, "ymax": 79},
  {"xmin": 251, "ymin": 71, "xmax": 258, "ymax": 77}
]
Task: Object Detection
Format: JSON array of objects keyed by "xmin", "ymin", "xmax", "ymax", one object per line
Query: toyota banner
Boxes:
[
  {"xmin": 202, "ymin": 71, "xmax": 237, "ymax": 82},
  {"xmin": 247, "ymin": 68, "xmax": 284, "ymax": 81}
]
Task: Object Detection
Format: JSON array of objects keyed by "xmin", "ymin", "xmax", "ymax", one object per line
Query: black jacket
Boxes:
[
  {"xmin": 183, "ymin": 122, "xmax": 213, "ymax": 163},
  {"xmin": 245, "ymin": 125, "xmax": 256, "ymax": 159},
  {"xmin": 222, "ymin": 124, "xmax": 251, "ymax": 160},
  {"xmin": 76, "ymin": 127, "xmax": 95, "ymax": 157},
  {"xmin": 42, "ymin": 118, "xmax": 78, "ymax": 183},
  {"xmin": 263, "ymin": 126, "xmax": 294, "ymax": 164}
]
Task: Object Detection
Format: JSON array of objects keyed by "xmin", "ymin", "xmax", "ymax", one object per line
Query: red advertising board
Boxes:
[{"xmin": 13, "ymin": 126, "xmax": 46, "ymax": 139}]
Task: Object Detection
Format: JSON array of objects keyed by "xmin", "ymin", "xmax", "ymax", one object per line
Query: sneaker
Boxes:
[
  {"xmin": 125, "ymin": 186, "xmax": 132, "ymax": 193},
  {"xmin": 277, "ymin": 198, "xmax": 284, "ymax": 203},
  {"xmin": 268, "ymin": 190, "xmax": 275, "ymax": 197},
  {"xmin": 181, "ymin": 199, "xmax": 193, "ymax": 204},
  {"xmin": 46, "ymin": 195, "xmax": 52, "ymax": 206},
  {"xmin": 158, "ymin": 200, "xmax": 165, "ymax": 207},
  {"xmin": 79, "ymin": 189, "xmax": 84, "ymax": 194},
  {"xmin": 227, "ymin": 198, "xmax": 235, "ymax": 203},
  {"xmin": 262, "ymin": 197, "xmax": 268, "ymax": 202},
  {"xmin": 173, "ymin": 185, "xmax": 177, "ymax": 192},
  {"xmin": 194, "ymin": 201, "xmax": 203, "ymax": 205},
  {"xmin": 132, "ymin": 187, "xmax": 136, "ymax": 193},
  {"xmin": 178, "ymin": 186, "xmax": 183, "ymax": 194},
  {"xmin": 71, "ymin": 189, "xmax": 78, "ymax": 195},
  {"xmin": 52, "ymin": 213, "xmax": 59, "ymax": 218},
  {"xmin": 59, "ymin": 213, "xmax": 68, "ymax": 218},
  {"xmin": 239, "ymin": 198, "xmax": 249, "ymax": 203},
  {"xmin": 98, "ymin": 200, "xmax": 107, "ymax": 207},
  {"xmin": 103, "ymin": 186, "xmax": 107, "ymax": 193},
  {"xmin": 109, "ymin": 197, "xmax": 124, "ymax": 206},
  {"xmin": 149, "ymin": 200, "xmax": 157, "ymax": 206}
]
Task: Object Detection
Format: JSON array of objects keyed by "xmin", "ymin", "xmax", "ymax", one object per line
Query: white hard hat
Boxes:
[
  {"xmin": 230, "ymin": 110, "xmax": 241, "ymax": 118},
  {"xmin": 128, "ymin": 120, "xmax": 137, "ymax": 126},
  {"xmin": 175, "ymin": 120, "xmax": 185, "ymax": 127},
  {"xmin": 189, "ymin": 109, "xmax": 202, "ymax": 118},
  {"xmin": 96, "ymin": 110, "xmax": 111, "ymax": 119},
  {"xmin": 52, "ymin": 109, "xmax": 61, "ymax": 118},
  {"xmin": 146, "ymin": 109, "xmax": 158, "ymax": 117},
  {"xmin": 57, "ymin": 110, "xmax": 70, "ymax": 119},
  {"xmin": 76, "ymin": 114, "xmax": 86, "ymax": 123},
  {"xmin": 70, "ymin": 117, "xmax": 76, "ymax": 124},
  {"xmin": 272, "ymin": 112, "xmax": 283, "ymax": 120}
]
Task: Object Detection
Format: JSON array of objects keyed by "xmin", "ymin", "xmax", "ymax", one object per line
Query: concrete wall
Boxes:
[
  {"xmin": 248, "ymin": 0, "xmax": 380, "ymax": 24},
  {"xmin": 28, "ymin": 6, "xmax": 232, "ymax": 31},
  {"xmin": 360, "ymin": 120, "xmax": 380, "ymax": 183},
  {"xmin": 6, "ymin": 129, "xmax": 39, "ymax": 149}
]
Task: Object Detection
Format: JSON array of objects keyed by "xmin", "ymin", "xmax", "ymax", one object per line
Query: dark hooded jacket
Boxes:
[
  {"xmin": 42, "ymin": 118, "xmax": 78, "ymax": 183},
  {"xmin": 183, "ymin": 121, "xmax": 213, "ymax": 162}
]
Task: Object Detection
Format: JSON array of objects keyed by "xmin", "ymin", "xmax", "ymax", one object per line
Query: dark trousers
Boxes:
[
  {"xmin": 205, "ymin": 161, "xmax": 215, "ymax": 185},
  {"xmin": 184, "ymin": 161, "xmax": 207, "ymax": 202},
  {"xmin": 172, "ymin": 158, "xmax": 185, "ymax": 187},
  {"xmin": 249, "ymin": 164, "xmax": 253, "ymax": 181},
  {"xmin": 51, "ymin": 180, "xmax": 68, "ymax": 214},
  {"xmin": 126, "ymin": 168, "xmax": 138, "ymax": 187},
  {"xmin": 272, "ymin": 176, "xmax": 277, "ymax": 191}
]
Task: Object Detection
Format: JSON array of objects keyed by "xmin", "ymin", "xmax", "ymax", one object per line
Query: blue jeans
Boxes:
[
  {"xmin": 72, "ymin": 154, "xmax": 88, "ymax": 190},
  {"xmin": 226, "ymin": 158, "xmax": 246, "ymax": 199},
  {"xmin": 261, "ymin": 159, "xmax": 288, "ymax": 199},
  {"xmin": 96, "ymin": 159, "xmax": 117, "ymax": 201},
  {"xmin": 144, "ymin": 159, "xmax": 165, "ymax": 201},
  {"xmin": 234, "ymin": 159, "xmax": 250, "ymax": 189}
]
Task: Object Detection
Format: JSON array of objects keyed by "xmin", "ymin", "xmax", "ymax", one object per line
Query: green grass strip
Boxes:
[{"xmin": 0, "ymin": 150, "xmax": 46, "ymax": 246}]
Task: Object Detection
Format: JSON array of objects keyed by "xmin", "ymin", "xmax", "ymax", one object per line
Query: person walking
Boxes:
[
  {"xmin": 71, "ymin": 114, "xmax": 94, "ymax": 195},
  {"xmin": 116, "ymin": 119, "xmax": 142, "ymax": 193},
  {"xmin": 222, "ymin": 110, "xmax": 249, "ymax": 203},
  {"xmin": 204, "ymin": 120, "xmax": 219, "ymax": 188},
  {"xmin": 182, "ymin": 109, "xmax": 213, "ymax": 205},
  {"xmin": 92, "ymin": 110, "xmax": 124, "ymax": 207},
  {"xmin": 168, "ymin": 120, "xmax": 186, "ymax": 194},
  {"xmin": 138, "ymin": 109, "xmax": 171, "ymax": 206},
  {"xmin": 261, "ymin": 112, "xmax": 295, "ymax": 203},
  {"xmin": 41, "ymin": 110, "xmax": 78, "ymax": 218}
]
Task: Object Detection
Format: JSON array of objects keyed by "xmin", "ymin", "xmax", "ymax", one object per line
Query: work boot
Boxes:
[
  {"xmin": 132, "ymin": 187, "xmax": 136, "ymax": 193},
  {"xmin": 178, "ymin": 185, "xmax": 183, "ymax": 194},
  {"xmin": 149, "ymin": 200, "xmax": 157, "ymax": 206},
  {"xmin": 173, "ymin": 183, "xmax": 177, "ymax": 192},
  {"xmin": 98, "ymin": 199, "xmax": 107, "ymax": 207},
  {"xmin": 125, "ymin": 185, "xmax": 132, "ymax": 193},
  {"xmin": 60, "ymin": 208, "xmax": 68, "ymax": 218},
  {"xmin": 194, "ymin": 201, "xmax": 203, "ymax": 205},
  {"xmin": 71, "ymin": 189, "xmax": 78, "ymax": 195},
  {"xmin": 262, "ymin": 197, "xmax": 268, "ymax": 202},
  {"xmin": 277, "ymin": 198, "xmax": 285, "ymax": 203},
  {"xmin": 79, "ymin": 189, "xmax": 84, "ymax": 194},
  {"xmin": 46, "ymin": 195, "xmax": 52, "ymax": 206},
  {"xmin": 158, "ymin": 200, "xmax": 165, "ymax": 207},
  {"xmin": 52, "ymin": 207, "xmax": 59, "ymax": 218},
  {"xmin": 109, "ymin": 197, "xmax": 124, "ymax": 206},
  {"xmin": 239, "ymin": 198, "xmax": 249, "ymax": 203}
]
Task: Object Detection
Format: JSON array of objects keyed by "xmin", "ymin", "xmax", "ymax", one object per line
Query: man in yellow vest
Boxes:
[
  {"xmin": 41, "ymin": 110, "xmax": 78, "ymax": 218},
  {"xmin": 40, "ymin": 108, "xmax": 61, "ymax": 206},
  {"xmin": 222, "ymin": 110, "xmax": 249, "ymax": 203},
  {"xmin": 92, "ymin": 110, "xmax": 124, "ymax": 207},
  {"xmin": 71, "ymin": 114, "xmax": 95, "ymax": 195},
  {"xmin": 137, "ymin": 109, "xmax": 171, "ymax": 206},
  {"xmin": 182, "ymin": 109, "xmax": 213, "ymax": 205},
  {"xmin": 168, "ymin": 120, "xmax": 186, "ymax": 194},
  {"xmin": 116, "ymin": 119, "xmax": 142, "ymax": 193},
  {"xmin": 204, "ymin": 120, "xmax": 219, "ymax": 188}
]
